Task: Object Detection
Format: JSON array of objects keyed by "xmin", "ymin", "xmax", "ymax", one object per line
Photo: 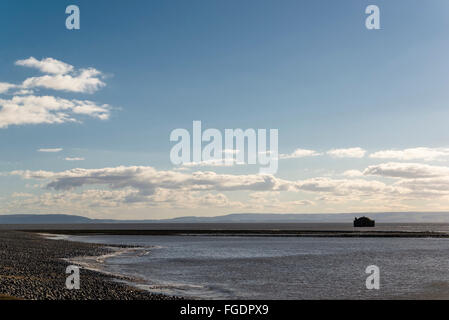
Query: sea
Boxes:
[{"xmin": 47, "ymin": 223, "xmax": 449, "ymax": 300}]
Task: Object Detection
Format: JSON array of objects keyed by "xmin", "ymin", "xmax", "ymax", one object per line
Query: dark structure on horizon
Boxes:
[{"xmin": 353, "ymin": 216, "xmax": 375, "ymax": 227}]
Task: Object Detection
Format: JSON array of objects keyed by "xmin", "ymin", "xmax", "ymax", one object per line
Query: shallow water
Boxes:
[{"xmin": 64, "ymin": 234, "xmax": 449, "ymax": 299}]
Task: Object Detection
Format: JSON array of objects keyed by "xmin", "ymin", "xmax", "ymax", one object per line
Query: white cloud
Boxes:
[
  {"xmin": 294, "ymin": 177, "xmax": 396, "ymax": 195},
  {"xmin": 0, "ymin": 95, "xmax": 110, "ymax": 128},
  {"xmin": 369, "ymin": 147, "xmax": 449, "ymax": 161},
  {"xmin": 363, "ymin": 162, "xmax": 449, "ymax": 179},
  {"xmin": 38, "ymin": 148, "xmax": 62, "ymax": 153},
  {"xmin": 70, "ymin": 99, "xmax": 111, "ymax": 120},
  {"xmin": 1, "ymin": 58, "xmax": 111, "ymax": 128},
  {"xmin": 11, "ymin": 192, "xmax": 33, "ymax": 198},
  {"xmin": 361, "ymin": 162, "xmax": 449, "ymax": 199},
  {"xmin": 280, "ymin": 148, "xmax": 320, "ymax": 159},
  {"xmin": 0, "ymin": 82, "xmax": 16, "ymax": 94},
  {"xmin": 343, "ymin": 170, "xmax": 363, "ymax": 177},
  {"xmin": 2, "ymin": 57, "xmax": 106, "ymax": 94},
  {"xmin": 182, "ymin": 160, "xmax": 235, "ymax": 167},
  {"xmin": 65, "ymin": 157, "xmax": 85, "ymax": 161},
  {"xmin": 288, "ymin": 200, "xmax": 314, "ymax": 206},
  {"xmin": 199, "ymin": 193, "xmax": 232, "ymax": 207},
  {"xmin": 22, "ymin": 68, "xmax": 105, "ymax": 94},
  {"xmin": 13, "ymin": 89, "xmax": 34, "ymax": 95},
  {"xmin": 15, "ymin": 57, "xmax": 74, "ymax": 75},
  {"xmin": 395, "ymin": 178, "xmax": 449, "ymax": 197},
  {"xmin": 327, "ymin": 147, "xmax": 366, "ymax": 158}
]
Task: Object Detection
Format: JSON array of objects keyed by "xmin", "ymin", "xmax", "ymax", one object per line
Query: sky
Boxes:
[{"xmin": 2, "ymin": 0, "xmax": 449, "ymax": 219}]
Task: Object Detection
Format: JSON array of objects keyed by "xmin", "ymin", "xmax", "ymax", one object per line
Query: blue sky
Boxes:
[{"xmin": 2, "ymin": 0, "xmax": 449, "ymax": 219}]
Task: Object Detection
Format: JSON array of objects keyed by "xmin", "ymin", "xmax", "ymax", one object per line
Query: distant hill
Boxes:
[
  {"xmin": 152, "ymin": 212, "xmax": 449, "ymax": 223},
  {"xmin": 0, "ymin": 212, "xmax": 449, "ymax": 224},
  {"xmin": 0, "ymin": 214, "xmax": 94, "ymax": 224}
]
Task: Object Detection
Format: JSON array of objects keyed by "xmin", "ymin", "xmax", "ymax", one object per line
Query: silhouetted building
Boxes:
[{"xmin": 353, "ymin": 216, "xmax": 375, "ymax": 227}]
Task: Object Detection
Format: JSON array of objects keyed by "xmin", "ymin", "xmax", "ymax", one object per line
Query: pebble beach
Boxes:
[{"xmin": 0, "ymin": 230, "xmax": 177, "ymax": 300}]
